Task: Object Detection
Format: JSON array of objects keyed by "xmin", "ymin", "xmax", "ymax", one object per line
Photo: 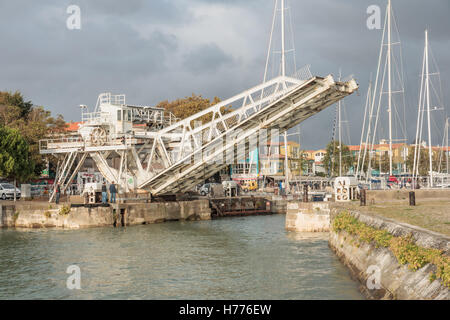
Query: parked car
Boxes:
[
  {"xmin": 388, "ymin": 175, "xmax": 399, "ymax": 184},
  {"xmin": 0, "ymin": 183, "xmax": 21, "ymax": 200},
  {"xmin": 199, "ymin": 183, "xmax": 222, "ymax": 196},
  {"xmin": 241, "ymin": 180, "xmax": 258, "ymax": 192}
]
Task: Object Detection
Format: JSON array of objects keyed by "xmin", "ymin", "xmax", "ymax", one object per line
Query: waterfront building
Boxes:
[
  {"xmin": 303, "ymin": 149, "xmax": 326, "ymax": 175},
  {"xmin": 259, "ymin": 141, "xmax": 302, "ymax": 183},
  {"xmin": 230, "ymin": 147, "xmax": 259, "ymax": 183}
]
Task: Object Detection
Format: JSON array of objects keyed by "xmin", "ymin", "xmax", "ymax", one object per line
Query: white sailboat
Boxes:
[
  {"xmin": 358, "ymin": 0, "xmax": 408, "ymax": 186},
  {"xmin": 412, "ymin": 30, "xmax": 446, "ymax": 188}
]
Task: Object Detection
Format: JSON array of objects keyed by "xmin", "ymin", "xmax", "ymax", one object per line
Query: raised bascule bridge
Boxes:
[{"xmin": 40, "ymin": 66, "xmax": 358, "ymax": 202}]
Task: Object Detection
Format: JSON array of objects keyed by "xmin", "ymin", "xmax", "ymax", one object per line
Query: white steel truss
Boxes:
[{"xmin": 40, "ymin": 67, "xmax": 358, "ymax": 200}]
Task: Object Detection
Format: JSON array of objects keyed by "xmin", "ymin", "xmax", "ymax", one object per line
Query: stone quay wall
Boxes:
[{"xmin": 0, "ymin": 200, "xmax": 211, "ymax": 230}]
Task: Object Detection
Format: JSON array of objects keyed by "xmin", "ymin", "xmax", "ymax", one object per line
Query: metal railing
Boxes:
[
  {"xmin": 81, "ymin": 112, "xmax": 111, "ymax": 123},
  {"xmin": 39, "ymin": 136, "xmax": 84, "ymax": 151},
  {"xmin": 96, "ymin": 93, "xmax": 126, "ymax": 109},
  {"xmin": 39, "ymin": 134, "xmax": 136, "ymax": 152},
  {"xmin": 291, "ymin": 64, "xmax": 313, "ymax": 82}
]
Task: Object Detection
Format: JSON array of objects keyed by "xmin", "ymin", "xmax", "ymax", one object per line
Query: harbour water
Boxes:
[{"xmin": 0, "ymin": 214, "xmax": 362, "ymax": 299}]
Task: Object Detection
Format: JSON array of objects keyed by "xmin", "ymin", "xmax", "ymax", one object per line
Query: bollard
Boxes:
[
  {"xmin": 409, "ymin": 191, "xmax": 416, "ymax": 206},
  {"xmin": 303, "ymin": 184, "xmax": 309, "ymax": 203},
  {"xmin": 360, "ymin": 189, "xmax": 366, "ymax": 206}
]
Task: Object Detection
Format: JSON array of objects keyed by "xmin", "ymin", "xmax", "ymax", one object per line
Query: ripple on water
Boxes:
[{"xmin": 0, "ymin": 215, "xmax": 362, "ymax": 300}]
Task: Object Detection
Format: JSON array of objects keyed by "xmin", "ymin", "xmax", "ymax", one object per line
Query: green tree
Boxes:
[
  {"xmin": 0, "ymin": 91, "xmax": 66, "ymax": 178},
  {"xmin": 0, "ymin": 126, "xmax": 35, "ymax": 200},
  {"xmin": 370, "ymin": 152, "xmax": 390, "ymax": 174},
  {"xmin": 406, "ymin": 147, "xmax": 440, "ymax": 176},
  {"xmin": 0, "ymin": 91, "xmax": 33, "ymax": 117},
  {"xmin": 293, "ymin": 150, "xmax": 308, "ymax": 175},
  {"xmin": 156, "ymin": 94, "xmax": 231, "ymax": 125},
  {"xmin": 323, "ymin": 140, "xmax": 354, "ymax": 177}
]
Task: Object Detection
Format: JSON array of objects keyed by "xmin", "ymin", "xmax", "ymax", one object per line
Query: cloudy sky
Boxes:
[{"xmin": 0, "ymin": 0, "xmax": 449, "ymax": 149}]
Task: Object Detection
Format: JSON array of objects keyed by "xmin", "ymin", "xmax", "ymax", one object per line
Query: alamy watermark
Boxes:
[
  {"xmin": 366, "ymin": 5, "xmax": 381, "ymax": 30},
  {"xmin": 66, "ymin": 265, "xmax": 81, "ymax": 290},
  {"xmin": 366, "ymin": 265, "xmax": 381, "ymax": 290},
  {"xmin": 170, "ymin": 128, "xmax": 281, "ymax": 167},
  {"xmin": 66, "ymin": 5, "xmax": 81, "ymax": 30}
]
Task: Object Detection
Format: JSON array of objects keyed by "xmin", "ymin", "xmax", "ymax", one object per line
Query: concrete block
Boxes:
[{"xmin": 286, "ymin": 202, "xmax": 330, "ymax": 232}]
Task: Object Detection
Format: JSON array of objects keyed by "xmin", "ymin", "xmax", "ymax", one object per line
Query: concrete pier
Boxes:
[
  {"xmin": 285, "ymin": 202, "xmax": 330, "ymax": 232},
  {"xmin": 0, "ymin": 200, "xmax": 211, "ymax": 229}
]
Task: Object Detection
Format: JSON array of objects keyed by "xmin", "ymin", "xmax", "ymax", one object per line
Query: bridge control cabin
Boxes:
[
  {"xmin": 78, "ymin": 93, "xmax": 178, "ymax": 146},
  {"xmin": 40, "ymin": 92, "xmax": 179, "ymax": 152}
]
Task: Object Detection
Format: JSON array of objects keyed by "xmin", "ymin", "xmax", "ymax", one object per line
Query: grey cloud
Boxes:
[
  {"xmin": 182, "ymin": 43, "xmax": 234, "ymax": 73},
  {"xmin": 0, "ymin": 0, "xmax": 449, "ymax": 150}
]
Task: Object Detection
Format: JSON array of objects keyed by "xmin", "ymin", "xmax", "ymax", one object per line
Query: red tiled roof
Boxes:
[
  {"xmin": 265, "ymin": 141, "xmax": 299, "ymax": 146},
  {"xmin": 348, "ymin": 143, "xmax": 406, "ymax": 150},
  {"xmin": 260, "ymin": 154, "xmax": 284, "ymax": 159},
  {"xmin": 65, "ymin": 122, "xmax": 83, "ymax": 132},
  {"xmin": 432, "ymin": 146, "xmax": 450, "ymax": 151},
  {"xmin": 348, "ymin": 145, "xmax": 362, "ymax": 151}
]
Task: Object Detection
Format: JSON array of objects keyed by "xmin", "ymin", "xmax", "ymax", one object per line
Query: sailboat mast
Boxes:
[
  {"xmin": 284, "ymin": 131, "xmax": 289, "ymax": 192},
  {"xmin": 356, "ymin": 80, "xmax": 372, "ymax": 178},
  {"xmin": 425, "ymin": 30, "xmax": 433, "ymax": 187},
  {"xmin": 281, "ymin": 0, "xmax": 286, "ymax": 78},
  {"xmin": 412, "ymin": 41, "xmax": 426, "ymax": 182},
  {"xmin": 447, "ymin": 118, "xmax": 449, "ymax": 175},
  {"xmin": 387, "ymin": 0, "xmax": 393, "ymax": 176},
  {"xmin": 338, "ymin": 70, "xmax": 342, "ymax": 177},
  {"xmin": 339, "ymin": 99, "xmax": 342, "ymax": 177}
]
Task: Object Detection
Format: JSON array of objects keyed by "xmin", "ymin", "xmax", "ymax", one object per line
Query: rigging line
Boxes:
[
  {"xmin": 365, "ymin": 4, "xmax": 388, "ymax": 152},
  {"xmin": 263, "ymin": 0, "xmax": 278, "ymax": 84},
  {"xmin": 400, "ymin": 42, "xmax": 408, "ymax": 144},
  {"xmin": 392, "ymin": 99, "xmax": 407, "ymax": 140},
  {"xmin": 370, "ymin": 43, "xmax": 389, "ymax": 161},
  {"xmin": 391, "ymin": 4, "xmax": 408, "ymax": 145},
  {"xmin": 429, "ymin": 79, "xmax": 444, "ymax": 108},
  {"xmin": 391, "ymin": 52, "xmax": 405, "ymax": 92},
  {"xmin": 428, "ymin": 46, "xmax": 445, "ymax": 116},
  {"xmin": 391, "ymin": 4, "xmax": 402, "ymax": 46},
  {"xmin": 357, "ymin": 79, "xmax": 372, "ymax": 177},
  {"xmin": 330, "ymin": 104, "xmax": 339, "ymax": 177},
  {"xmin": 413, "ymin": 44, "xmax": 427, "ymax": 178},
  {"xmin": 431, "ymin": 114, "xmax": 444, "ymax": 144},
  {"xmin": 438, "ymin": 123, "xmax": 447, "ymax": 172},
  {"xmin": 417, "ymin": 81, "xmax": 427, "ymax": 176},
  {"xmin": 287, "ymin": 0, "xmax": 297, "ymax": 73},
  {"xmin": 341, "ymin": 100, "xmax": 352, "ymax": 146}
]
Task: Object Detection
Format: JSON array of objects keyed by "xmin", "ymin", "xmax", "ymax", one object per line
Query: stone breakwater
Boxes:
[
  {"xmin": 0, "ymin": 200, "xmax": 211, "ymax": 229},
  {"xmin": 329, "ymin": 208, "xmax": 449, "ymax": 300}
]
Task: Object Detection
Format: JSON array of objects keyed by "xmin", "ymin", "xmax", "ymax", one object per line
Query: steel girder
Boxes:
[
  {"xmin": 142, "ymin": 75, "xmax": 358, "ymax": 194},
  {"xmin": 40, "ymin": 68, "xmax": 358, "ymax": 199}
]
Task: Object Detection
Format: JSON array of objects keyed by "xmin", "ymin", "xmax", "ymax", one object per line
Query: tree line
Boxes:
[
  {"xmin": 322, "ymin": 140, "xmax": 446, "ymax": 177},
  {"xmin": 0, "ymin": 91, "xmax": 226, "ymax": 186},
  {"xmin": 0, "ymin": 91, "xmax": 67, "ymax": 185}
]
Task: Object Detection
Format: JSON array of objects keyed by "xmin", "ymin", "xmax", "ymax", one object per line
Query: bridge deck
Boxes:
[{"xmin": 144, "ymin": 75, "xmax": 358, "ymax": 195}]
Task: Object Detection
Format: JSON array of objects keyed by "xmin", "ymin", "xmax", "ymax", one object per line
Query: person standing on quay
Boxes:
[
  {"xmin": 101, "ymin": 182, "xmax": 108, "ymax": 204},
  {"xmin": 109, "ymin": 182, "xmax": 117, "ymax": 203},
  {"xmin": 55, "ymin": 184, "xmax": 61, "ymax": 204}
]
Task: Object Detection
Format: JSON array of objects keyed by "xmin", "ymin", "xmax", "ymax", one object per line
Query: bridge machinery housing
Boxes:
[{"xmin": 40, "ymin": 67, "xmax": 358, "ymax": 202}]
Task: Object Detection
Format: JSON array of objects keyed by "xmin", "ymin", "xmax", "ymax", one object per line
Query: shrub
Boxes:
[
  {"xmin": 332, "ymin": 211, "xmax": 450, "ymax": 288},
  {"xmin": 59, "ymin": 205, "xmax": 70, "ymax": 216}
]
